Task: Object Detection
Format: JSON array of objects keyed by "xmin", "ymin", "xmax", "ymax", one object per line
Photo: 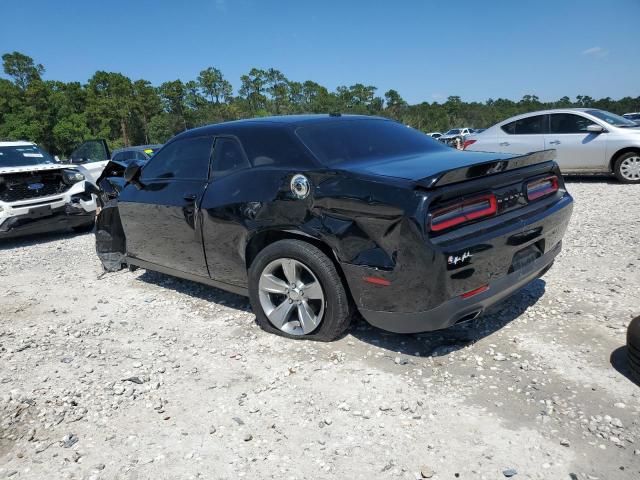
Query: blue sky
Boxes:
[{"xmin": 1, "ymin": 0, "xmax": 638, "ymax": 104}]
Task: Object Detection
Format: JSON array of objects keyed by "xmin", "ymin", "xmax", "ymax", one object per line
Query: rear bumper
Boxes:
[{"xmin": 360, "ymin": 241, "xmax": 559, "ymax": 333}]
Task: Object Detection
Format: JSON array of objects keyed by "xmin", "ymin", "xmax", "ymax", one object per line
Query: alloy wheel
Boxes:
[{"xmin": 258, "ymin": 258, "xmax": 325, "ymax": 335}]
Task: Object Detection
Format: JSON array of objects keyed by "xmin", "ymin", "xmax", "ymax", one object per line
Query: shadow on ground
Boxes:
[
  {"xmin": 136, "ymin": 269, "xmax": 251, "ymax": 312},
  {"xmin": 350, "ymin": 278, "xmax": 546, "ymax": 357},
  {"xmin": 610, "ymin": 346, "xmax": 640, "ymax": 387},
  {"xmin": 0, "ymin": 229, "xmax": 85, "ymax": 250},
  {"xmin": 563, "ymin": 174, "xmax": 617, "ymax": 184},
  {"xmin": 133, "ymin": 267, "xmax": 546, "ymax": 356}
]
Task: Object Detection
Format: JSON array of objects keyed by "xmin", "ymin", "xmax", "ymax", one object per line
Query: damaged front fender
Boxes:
[{"xmin": 95, "ymin": 199, "xmax": 126, "ymax": 272}]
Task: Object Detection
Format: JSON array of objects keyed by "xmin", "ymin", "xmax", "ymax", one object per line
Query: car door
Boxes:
[
  {"xmin": 545, "ymin": 113, "xmax": 608, "ymax": 172},
  {"xmin": 69, "ymin": 139, "xmax": 111, "ymax": 183},
  {"xmin": 117, "ymin": 135, "xmax": 214, "ymax": 277},
  {"xmin": 495, "ymin": 114, "xmax": 547, "ymax": 155}
]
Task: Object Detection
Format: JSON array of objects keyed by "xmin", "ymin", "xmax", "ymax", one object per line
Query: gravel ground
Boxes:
[{"xmin": 0, "ymin": 178, "xmax": 639, "ymax": 480}]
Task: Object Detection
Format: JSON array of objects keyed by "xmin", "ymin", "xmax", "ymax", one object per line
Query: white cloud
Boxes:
[{"xmin": 582, "ymin": 46, "xmax": 609, "ymax": 58}]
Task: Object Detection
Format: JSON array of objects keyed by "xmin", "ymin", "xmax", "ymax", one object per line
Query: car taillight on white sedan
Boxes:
[
  {"xmin": 429, "ymin": 194, "xmax": 498, "ymax": 232},
  {"xmin": 462, "ymin": 139, "xmax": 477, "ymax": 150},
  {"xmin": 526, "ymin": 175, "xmax": 559, "ymax": 201}
]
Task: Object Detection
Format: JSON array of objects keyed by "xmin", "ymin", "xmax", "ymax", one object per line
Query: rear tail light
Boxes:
[
  {"xmin": 526, "ymin": 175, "xmax": 559, "ymax": 201},
  {"xmin": 429, "ymin": 194, "xmax": 497, "ymax": 232},
  {"xmin": 462, "ymin": 139, "xmax": 477, "ymax": 150}
]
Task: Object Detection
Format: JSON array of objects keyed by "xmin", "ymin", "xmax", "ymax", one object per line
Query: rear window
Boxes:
[
  {"xmin": 295, "ymin": 119, "xmax": 440, "ymax": 166},
  {"xmin": 0, "ymin": 144, "xmax": 57, "ymax": 167}
]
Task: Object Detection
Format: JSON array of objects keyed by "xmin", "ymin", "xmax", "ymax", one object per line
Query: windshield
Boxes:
[
  {"xmin": 295, "ymin": 119, "xmax": 441, "ymax": 166},
  {"xmin": 0, "ymin": 144, "xmax": 57, "ymax": 167},
  {"xmin": 586, "ymin": 110, "xmax": 637, "ymax": 127},
  {"xmin": 445, "ymin": 129, "xmax": 461, "ymax": 135}
]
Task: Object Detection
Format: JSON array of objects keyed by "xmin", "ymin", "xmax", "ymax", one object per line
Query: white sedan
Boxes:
[{"xmin": 464, "ymin": 108, "xmax": 640, "ymax": 183}]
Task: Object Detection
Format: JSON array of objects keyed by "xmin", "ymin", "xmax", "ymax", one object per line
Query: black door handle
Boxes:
[{"xmin": 183, "ymin": 193, "xmax": 197, "ymax": 202}]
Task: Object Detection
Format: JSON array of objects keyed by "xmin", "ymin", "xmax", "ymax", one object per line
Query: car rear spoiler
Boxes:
[{"xmin": 416, "ymin": 149, "xmax": 557, "ymax": 189}]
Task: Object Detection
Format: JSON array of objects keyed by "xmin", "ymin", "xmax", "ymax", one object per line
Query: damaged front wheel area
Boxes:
[{"xmin": 95, "ymin": 200, "xmax": 127, "ymax": 272}]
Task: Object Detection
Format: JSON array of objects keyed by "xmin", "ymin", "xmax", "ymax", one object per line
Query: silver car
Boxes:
[{"xmin": 465, "ymin": 108, "xmax": 640, "ymax": 183}]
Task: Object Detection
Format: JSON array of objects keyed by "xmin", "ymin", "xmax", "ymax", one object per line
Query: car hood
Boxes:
[
  {"xmin": 0, "ymin": 164, "xmax": 71, "ymax": 175},
  {"xmin": 335, "ymin": 149, "xmax": 555, "ymax": 188}
]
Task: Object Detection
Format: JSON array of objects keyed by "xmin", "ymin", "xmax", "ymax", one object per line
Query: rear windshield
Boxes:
[
  {"xmin": 445, "ymin": 129, "xmax": 461, "ymax": 135},
  {"xmin": 295, "ymin": 119, "xmax": 440, "ymax": 166},
  {"xmin": 0, "ymin": 144, "xmax": 57, "ymax": 167}
]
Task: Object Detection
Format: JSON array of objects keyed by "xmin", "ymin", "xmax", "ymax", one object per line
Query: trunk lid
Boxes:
[{"xmin": 336, "ymin": 149, "xmax": 555, "ymax": 188}]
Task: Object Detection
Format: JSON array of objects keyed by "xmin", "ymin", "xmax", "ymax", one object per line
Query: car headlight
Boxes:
[{"xmin": 63, "ymin": 169, "xmax": 85, "ymax": 184}]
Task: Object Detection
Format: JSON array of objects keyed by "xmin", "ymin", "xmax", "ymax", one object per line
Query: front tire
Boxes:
[
  {"xmin": 613, "ymin": 152, "xmax": 640, "ymax": 184},
  {"xmin": 248, "ymin": 239, "xmax": 352, "ymax": 341}
]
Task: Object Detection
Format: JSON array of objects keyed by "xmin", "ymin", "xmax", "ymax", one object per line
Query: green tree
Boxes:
[{"xmin": 2, "ymin": 51, "xmax": 44, "ymax": 90}]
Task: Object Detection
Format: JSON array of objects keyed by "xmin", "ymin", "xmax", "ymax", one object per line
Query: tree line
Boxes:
[{"xmin": 1, "ymin": 51, "xmax": 639, "ymax": 156}]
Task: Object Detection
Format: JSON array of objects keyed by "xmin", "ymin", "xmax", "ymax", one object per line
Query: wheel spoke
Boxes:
[
  {"xmin": 260, "ymin": 273, "xmax": 289, "ymax": 294},
  {"xmin": 297, "ymin": 301, "xmax": 318, "ymax": 334},
  {"xmin": 302, "ymin": 280, "xmax": 323, "ymax": 300},
  {"xmin": 282, "ymin": 259, "xmax": 298, "ymax": 285},
  {"xmin": 268, "ymin": 299, "xmax": 295, "ymax": 328}
]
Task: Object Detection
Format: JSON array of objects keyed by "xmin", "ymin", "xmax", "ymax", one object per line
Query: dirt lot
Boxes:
[{"xmin": 0, "ymin": 179, "xmax": 639, "ymax": 480}]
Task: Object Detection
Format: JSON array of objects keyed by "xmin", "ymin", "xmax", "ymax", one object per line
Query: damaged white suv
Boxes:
[{"xmin": 0, "ymin": 141, "xmax": 97, "ymax": 238}]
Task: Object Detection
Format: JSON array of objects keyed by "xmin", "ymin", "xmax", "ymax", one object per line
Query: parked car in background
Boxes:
[
  {"xmin": 439, "ymin": 128, "xmax": 474, "ymax": 149},
  {"xmin": 96, "ymin": 114, "xmax": 573, "ymax": 341},
  {"xmin": 428, "ymin": 132, "xmax": 442, "ymax": 139},
  {"xmin": 111, "ymin": 144, "xmax": 162, "ymax": 164},
  {"xmin": 464, "ymin": 108, "xmax": 640, "ymax": 183},
  {"xmin": 623, "ymin": 112, "xmax": 640, "ymax": 124},
  {"xmin": 0, "ymin": 141, "xmax": 97, "ymax": 238}
]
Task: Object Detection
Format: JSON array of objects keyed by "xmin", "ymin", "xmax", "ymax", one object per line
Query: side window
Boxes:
[
  {"xmin": 501, "ymin": 115, "xmax": 546, "ymax": 134},
  {"xmin": 211, "ymin": 137, "xmax": 250, "ymax": 176},
  {"xmin": 235, "ymin": 126, "xmax": 316, "ymax": 168},
  {"xmin": 549, "ymin": 114, "xmax": 596, "ymax": 134},
  {"xmin": 70, "ymin": 140, "xmax": 109, "ymax": 163},
  {"xmin": 501, "ymin": 121, "xmax": 516, "ymax": 135},
  {"xmin": 111, "ymin": 152, "xmax": 126, "ymax": 163},
  {"xmin": 141, "ymin": 136, "xmax": 213, "ymax": 180},
  {"xmin": 135, "ymin": 151, "xmax": 148, "ymax": 161}
]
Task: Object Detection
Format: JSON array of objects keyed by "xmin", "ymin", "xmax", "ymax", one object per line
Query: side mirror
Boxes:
[
  {"xmin": 586, "ymin": 124, "xmax": 605, "ymax": 133},
  {"xmin": 123, "ymin": 160, "xmax": 144, "ymax": 187}
]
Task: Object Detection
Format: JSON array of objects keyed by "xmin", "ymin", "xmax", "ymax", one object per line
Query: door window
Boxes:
[
  {"xmin": 549, "ymin": 114, "xmax": 597, "ymax": 134},
  {"xmin": 141, "ymin": 136, "xmax": 213, "ymax": 180},
  {"xmin": 70, "ymin": 140, "xmax": 109, "ymax": 163},
  {"xmin": 501, "ymin": 115, "xmax": 547, "ymax": 135},
  {"xmin": 211, "ymin": 137, "xmax": 250, "ymax": 176},
  {"xmin": 235, "ymin": 126, "xmax": 316, "ymax": 168}
]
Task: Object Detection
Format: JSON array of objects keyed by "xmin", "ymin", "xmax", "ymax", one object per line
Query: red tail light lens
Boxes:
[
  {"xmin": 429, "ymin": 194, "xmax": 498, "ymax": 232},
  {"xmin": 462, "ymin": 139, "xmax": 477, "ymax": 150},
  {"xmin": 526, "ymin": 175, "xmax": 559, "ymax": 201}
]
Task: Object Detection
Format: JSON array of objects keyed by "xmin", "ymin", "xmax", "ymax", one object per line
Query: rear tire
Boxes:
[
  {"xmin": 627, "ymin": 316, "xmax": 640, "ymax": 384},
  {"xmin": 248, "ymin": 239, "xmax": 352, "ymax": 341},
  {"xmin": 613, "ymin": 152, "xmax": 640, "ymax": 184}
]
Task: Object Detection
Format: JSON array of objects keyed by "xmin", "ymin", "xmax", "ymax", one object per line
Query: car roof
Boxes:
[
  {"xmin": 179, "ymin": 114, "xmax": 390, "ymax": 139},
  {"xmin": 0, "ymin": 141, "xmax": 36, "ymax": 147},
  {"xmin": 487, "ymin": 108, "xmax": 609, "ymax": 128}
]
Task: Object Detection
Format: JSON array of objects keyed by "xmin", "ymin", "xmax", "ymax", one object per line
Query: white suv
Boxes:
[{"xmin": 0, "ymin": 141, "xmax": 97, "ymax": 238}]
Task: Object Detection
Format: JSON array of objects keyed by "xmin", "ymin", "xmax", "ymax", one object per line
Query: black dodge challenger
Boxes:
[{"xmin": 96, "ymin": 114, "xmax": 573, "ymax": 341}]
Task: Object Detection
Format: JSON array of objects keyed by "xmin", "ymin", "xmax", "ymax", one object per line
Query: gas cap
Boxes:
[{"xmin": 290, "ymin": 174, "xmax": 311, "ymax": 199}]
